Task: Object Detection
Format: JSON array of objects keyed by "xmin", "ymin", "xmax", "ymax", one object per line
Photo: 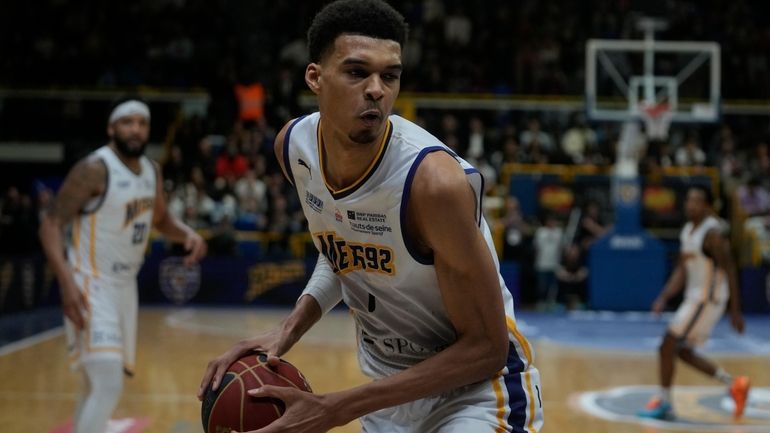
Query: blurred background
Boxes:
[{"xmin": 2, "ymin": 0, "xmax": 769, "ymax": 314}]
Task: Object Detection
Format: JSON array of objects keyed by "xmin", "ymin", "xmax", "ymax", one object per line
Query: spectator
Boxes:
[
  {"xmin": 675, "ymin": 135, "xmax": 706, "ymax": 167},
  {"xmin": 561, "ymin": 113, "xmax": 597, "ymax": 164},
  {"xmin": 576, "ymin": 200, "xmax": 607, "ymax": 251},
  {"xmin": 501, "ymin": 196, "xmax": 533, "ymax": 262},
  {"xmin": 534, "ymin": 213, "xmax": 564, "ymax": 308},
  {"xmin": 215, "ymin": 143, "xmax": 249, "ymax": 180},
  {"xmin": 520, "ymin": 117, "xmax": 554, "ymax": 154},
  {"xmin": 555, "ymin": 243, "xmax": 588, "ymax": 310}
]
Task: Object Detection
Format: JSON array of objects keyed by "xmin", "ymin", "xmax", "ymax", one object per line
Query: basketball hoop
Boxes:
[{"xmin": 640, "ymin": 102, "xmax": 674, "ymax": 141}]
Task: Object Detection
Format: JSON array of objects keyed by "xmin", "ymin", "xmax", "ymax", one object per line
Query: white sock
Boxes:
[
  {"xmin": 660, "ymin": 387, "xmax": 672, "ymax": 403},
  {"xmin": 75, "ymin": 360, "xmax": 124, "ymax": 433},
  {"xmin": 73, "ymin": 369, "xmax": 90, "ymax": 424},
  {"xmin": 715, "ymin": 368, "xmax": 733, "ymax": 386}
]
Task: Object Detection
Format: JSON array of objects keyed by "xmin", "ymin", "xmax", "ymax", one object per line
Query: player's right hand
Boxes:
[
  {"xmin": 198, "ymin": 329, "xmax": 290, "ymax": 400},
  {"xmin": 651, "ymin": 296, "xmax": 666, "ymax": 316},
  {"xmin": 60, "ymin": 278, "xmax": 88, "ymax": 330}
]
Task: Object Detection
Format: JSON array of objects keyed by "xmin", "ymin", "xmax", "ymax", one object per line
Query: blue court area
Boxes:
[
  {"xmin": 2, "ymin": 308, "xmax": 769, "ymax": 356},
  {"xmin": 517, "ymin": 311, "xmax": 770, "ymax": 355}
]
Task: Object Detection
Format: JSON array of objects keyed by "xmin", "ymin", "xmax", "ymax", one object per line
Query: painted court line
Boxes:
[{"xmin": 0, "ymin": 326, "xmax": 63, "ymax": 357}]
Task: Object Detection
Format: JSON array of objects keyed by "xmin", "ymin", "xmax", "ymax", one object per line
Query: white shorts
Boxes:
[
  {"xmin": 668, "ymin": 298, "xmax": 726, "ymax": 347},
  {"xmin": 360, "ymin": 360, "xmax": 543, "ymax": 433},
  {"xmin": 65, "ymin": 272, "xmax": 138, "ymax": 374}
]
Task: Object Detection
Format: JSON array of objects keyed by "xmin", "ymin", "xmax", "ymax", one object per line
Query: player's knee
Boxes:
[
  {"xmin": 659, "ymin": 334, "xmax": 677, "ymax": 356},
  {"xmin": 85, "ymin": 360, "xmax": 124, "ymax": 399}
]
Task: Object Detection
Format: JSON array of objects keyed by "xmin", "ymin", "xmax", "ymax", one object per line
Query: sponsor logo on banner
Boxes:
[
  {"xmin": 246, "ymin": 260, "xmax": 306, "ymax": 301},
  {"xmin": 159, "ymin": 256, "xmax": 201, "ymax": 305},
  {"xmin": 539, "ymin": 185, "xmax": 574, "ymax": 213},
  {"xmin": 643, "ymin": 185, "xmax": 677, "ymax": 214}
]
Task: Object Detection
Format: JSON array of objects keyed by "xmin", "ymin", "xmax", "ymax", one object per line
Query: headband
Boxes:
[{"xmin": 109, "ymin": 100, "xmax": 150, "ymax": 123}]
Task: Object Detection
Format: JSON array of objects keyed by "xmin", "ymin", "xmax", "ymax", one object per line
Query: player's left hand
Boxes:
[
  {"xmin": 238, "ymin": 386, "xmax": 340, "ymax": 433},
  {"xmin": 183, "ymin": 230, "xmax": 207, "ymax": 266},
  {"xmin": 730, "ymin": 308, "xmax": 745, "ymax": 334}
]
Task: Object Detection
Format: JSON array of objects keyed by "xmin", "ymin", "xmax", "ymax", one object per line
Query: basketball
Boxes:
[{"xmin": 201, "ymin": 353, "xmax": 313, "ymax": 433}]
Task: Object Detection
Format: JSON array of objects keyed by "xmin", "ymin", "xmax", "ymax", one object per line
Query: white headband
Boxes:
[{"xmin": 109, "ymin": 100, "xmax": 151, "ymax": 123}]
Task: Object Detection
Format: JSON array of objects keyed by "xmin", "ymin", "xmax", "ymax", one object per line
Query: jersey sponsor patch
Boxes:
[
  {"xmin": 305, "ymin": 190, "xmax": 324, "ymax": 213},
  {"xmin": 314, "ymin": 231, "xmax": 395, "ymax": 275}
]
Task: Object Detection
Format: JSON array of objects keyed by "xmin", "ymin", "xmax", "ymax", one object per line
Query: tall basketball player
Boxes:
[
  {"xmin": 199, "ymin": 1, "xmax": 543, "ymax": 432},
  {"xmin": 639, "ymin": 186, "xmax": 749, "ymax": 420},
  {"xmin": 39, "ymin": 98, "xmax": 206, "ymax": 433}
]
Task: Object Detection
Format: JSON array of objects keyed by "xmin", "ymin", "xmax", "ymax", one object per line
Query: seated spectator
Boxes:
[
  {"xmin": 576, "ymin": 200, "xmax": 608, "ymax": 251},
  {"xmin": 556, "ymin": 244, "xmax": 588, "ymax": 310},
  {"xmin": 215, "ymin": 143, "xmax": 249, "ymax": 179},
  {"xmin": 561, "ymin": 113, "xmax": 597, "ymax": 164},
  {"xmin": 675, "ymin": 135, "xmax": 706, "ymax": 167},
  {"xmin": 520, "ymin": 117, "xmax": 555, "ymax": 154},
  {"xmin": 737, "ymin": 177, "xmax": 770, "ymax": 262}
]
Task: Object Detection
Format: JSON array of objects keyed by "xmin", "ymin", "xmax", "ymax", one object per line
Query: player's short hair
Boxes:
[
  {"xmin": 688, "ymin": 184, "xmax": 713, "ymax": 205},
  {"xmin": 307, "ymin": 0, "xmax": 408, "ymax": 63}
]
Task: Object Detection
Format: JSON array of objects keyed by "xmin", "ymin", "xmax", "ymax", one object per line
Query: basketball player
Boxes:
[
  {"xmin": 639, "ymin": 186, "xmax": 749, "ymax": 420},
  {"xmin": 39, "ymin": 98, "xmax": 206, "ymax": 433},
  {"xmin": 198, "ymin": 1, "xmax": 543, "ymax": 432}
]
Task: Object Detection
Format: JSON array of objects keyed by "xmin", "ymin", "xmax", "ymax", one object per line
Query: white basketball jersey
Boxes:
[
  {"xmin": 680, "ymin": 215, "xmax": 729, "ymax": 303},
  {"xmin": 67, "ymin": 146, "xmax": 156, "ymax": 281},
  {"xmin": 284, "ymin": 113, "xmax": 533, "ymax": 378}
]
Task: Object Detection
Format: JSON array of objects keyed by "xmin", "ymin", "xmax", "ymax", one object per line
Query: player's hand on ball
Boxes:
[
  {"xmin": 241, "ymin": 386, "xmax": 338, "ymax": 433},
  {"xmin": 183, "ymin": 230, "xmax": 207, "ymax": 266},
  {"xmin": 198, "ymin": 329, "xmax": 291, "ymax": 400}
]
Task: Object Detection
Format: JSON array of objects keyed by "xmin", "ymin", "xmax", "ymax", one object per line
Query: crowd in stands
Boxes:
[{"xmin": 2, "ymin": 0, "xmax": 770, "ymax": 308}]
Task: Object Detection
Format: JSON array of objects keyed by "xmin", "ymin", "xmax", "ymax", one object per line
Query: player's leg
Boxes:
[
  {"xmin": 426, "ymin": 366, "xmax": 543, "ymax": 433},
  {"xmin": 74, "ymin": 278, "xmax": 127, "ymax": 433},
  {"xmin": 72, "ymin": 368, "xmax": 90, "ymax": 430},
  {"xmin": 639, "ymin": 331, "xmax": 677, "ymax": 419},
  {"xmin": 75, "ymin": 359, "xmax": 124, "ymax": 433},
  {"xmin": 639, "ymin": 298, "xmax": 701, "ymax": 419},
  {"xmin": 676, "ymin": 301, "xmax": 750, "ymax": 417}
]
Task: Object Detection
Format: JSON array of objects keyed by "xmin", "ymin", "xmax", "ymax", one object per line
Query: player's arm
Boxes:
[
  {"xmin": 249, "ymin": 152, "xmax": 509, "ymax": 432},
  {"xmin": 652, "ymin": 254, "xmax": 686, "ymax": 314},
  {"xmin": 704, "ymin": 229, "xmax": 744, "ymax": 333},
  {"xmin": 38, "ymin": 157, "xmax": 106, "ymax": 330},
  {"xmin": 198, "ymin": 122, "xmax": 342, "ymax": 400},
  {"xmin": 150, "ymin": 162, "xmax": 206, "ymax": 265},
  {"xmin": 273, "ymin": 119, "xmax": 343, "ymax": 318}
]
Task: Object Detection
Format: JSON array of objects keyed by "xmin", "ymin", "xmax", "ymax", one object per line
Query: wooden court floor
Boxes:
[{"xmin": 1, "ymin": 307, "xmax": 768, "ymax": 433}]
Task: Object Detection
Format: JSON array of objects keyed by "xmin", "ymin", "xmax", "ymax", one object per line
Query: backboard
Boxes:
[{"xmin": 585, "ymin": 26, "xmax": 720, "ymax": 125}]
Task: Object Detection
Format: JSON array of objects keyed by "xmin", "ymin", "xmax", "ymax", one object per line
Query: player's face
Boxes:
[
  {"xmin": 684, "ymin": 189, "xmax": 708, "ymax": 221},
  {"xmin": 307, "ymin": 34, "xmax": 402, "ymax": 145},
  {"xmin": 108, "ymin": 114, "xmax": 150, "ymax": 158}
]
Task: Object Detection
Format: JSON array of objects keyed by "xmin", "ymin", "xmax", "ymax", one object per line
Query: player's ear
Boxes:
[
  {"xmin": 305, "ymin": 63, "xmax": 321, "ymax": 94},
  {"xmin": 106, "ymin": 123, "xmax": 114, "ymax": 138}
]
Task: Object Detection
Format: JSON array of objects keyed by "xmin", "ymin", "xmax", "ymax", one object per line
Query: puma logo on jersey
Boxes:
[
  {"xmin": 124, "ymin": 197, "xmax": 154, "ymax": 228},
  {"xmin": 315, "ymin": 231, "xmax": 395, "ymax": 275},
  {"xmin": 298, "ymin": 158, "xmax": 312, "ymax": 178}
]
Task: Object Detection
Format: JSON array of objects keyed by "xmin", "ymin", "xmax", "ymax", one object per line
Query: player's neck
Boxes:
[
  {"xmin": 319, "ymin": 123, "xmax": 386, "ymax": 191},
  {"xmin": 108, "ymin": 143, "xmax": 142, "ymax": 174}
]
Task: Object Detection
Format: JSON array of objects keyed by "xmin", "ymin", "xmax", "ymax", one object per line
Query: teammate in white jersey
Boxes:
[
  {"xmin": 639, "ymin": 186, "xmax": 749, "ymax": 420},
  {"xmin": 199, "ymin": 1, "xmax": 542, "ymax": 432},
  {"xmin": 39, "ymin": 98, "xmax": 206, "ymax": 433}
]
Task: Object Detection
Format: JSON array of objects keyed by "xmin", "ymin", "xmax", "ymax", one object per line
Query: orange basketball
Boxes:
[{"xmin": 201, "ymin": 353, "xmax": 313, "ymax": 433}]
